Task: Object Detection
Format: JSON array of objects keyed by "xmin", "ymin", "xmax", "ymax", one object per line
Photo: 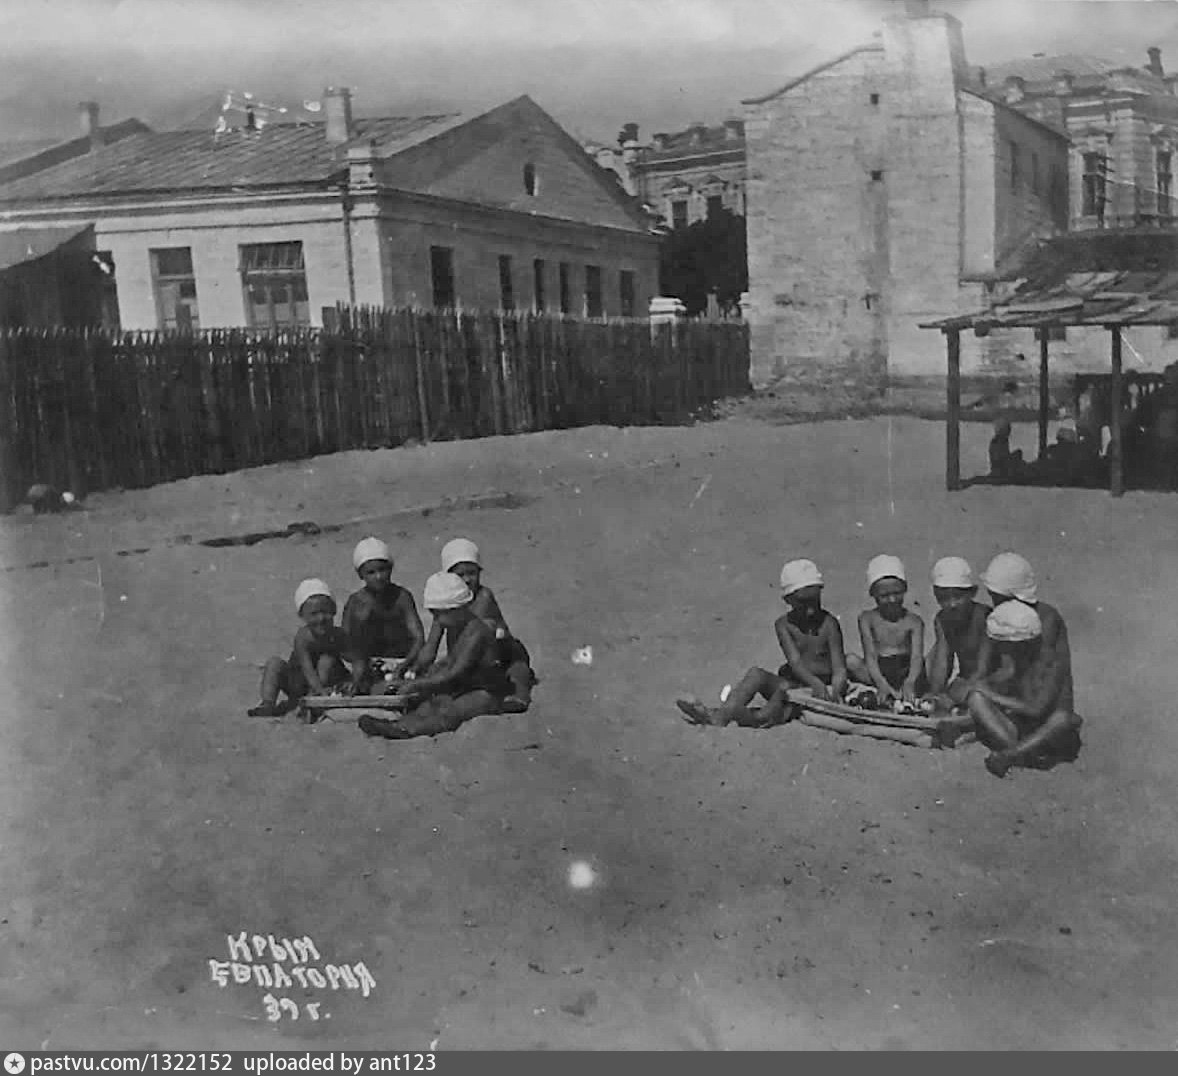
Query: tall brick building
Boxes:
[
  {"xmin": 742, "ymin": 1, "xmax": 1069, "ymax": 392},
  {"xmin": 0, "ymin": 94, "xmax": 658, "ymax": 330}
]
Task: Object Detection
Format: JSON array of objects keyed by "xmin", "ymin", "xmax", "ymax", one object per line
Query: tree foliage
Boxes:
[{"xmin": 658, "ymin": 209, "xmax": 747, "ymax": 316}]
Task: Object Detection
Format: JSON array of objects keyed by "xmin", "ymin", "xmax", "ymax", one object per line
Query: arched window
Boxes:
[{"xmin": 524, "ymin": 162, "xmax": 537, "ymax": 196}]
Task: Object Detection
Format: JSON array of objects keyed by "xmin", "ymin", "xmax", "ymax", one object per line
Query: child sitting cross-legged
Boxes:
[
  {"xmin": 946, "ymin": 601, "xmax": 1083, "ymax": 777},
  {"xmin": 676, "ymin": 558, "xmax": 848, "ymax": 727},
  {"xmin": 846, "ymin": 555, "xmax": 926, "ymax": 706},
  {"xmin": 248, "ymin": 579, "xmax": 357, "ymax": 717},
  {"xmin": 342, "ymin": 537, "xmax": 426, "ymax": 694}
]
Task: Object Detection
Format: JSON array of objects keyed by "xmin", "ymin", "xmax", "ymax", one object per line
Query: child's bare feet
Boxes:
[
  {"xmin": 676, "ymin": 698, "xmax": 724, "ymax": 726},
  {"xmin": 935, "ymin": 720, "xmax": 964, "ymax": 750},
  {"xmin": 985, "ymin": 750, "xmax": 1015, "ymax": 778}
]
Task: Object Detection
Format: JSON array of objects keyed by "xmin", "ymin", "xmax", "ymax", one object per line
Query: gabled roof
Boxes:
[
  {"xmin": 742, "ymin": 44, "xmax": 884, "ymax": 106},
  {"xmin": 0, "ymin": 115, "xmax": 456, "ymax": 201},
  {"xmin": 0, "ymin": 224, "xmax": 93, "ymax": 271},
  {"xmin": 638, "ymin": 122, "xmax": 745, "ymax": 161},
  {"xmin": 958, "ymin": 85, "xmax": 1071, "ymax": 143},
  {"xmin": 0, "ymin": 139, "xmax": 58, "ymax": 169}
]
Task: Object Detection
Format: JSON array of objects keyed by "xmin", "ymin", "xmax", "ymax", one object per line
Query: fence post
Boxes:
[{"xmin": 411, "ymin": 309, "xmax": 431, "ymax": 443}]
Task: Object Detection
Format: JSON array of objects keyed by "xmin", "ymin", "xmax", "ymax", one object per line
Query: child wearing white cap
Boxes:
[
  {"xmin": 359, "ymin": 571, "xmax": 518, "ymax": 741},
  {"xmin": 941, "ymin": 600, "xmax": 1081, "ymax": 777},
  {"xmin": 676, "ymin": 558, "xmax": 848, "ymax": 727},
  {"xmin": 925, "ymin": 556, "xmax": 988, "ymax": 711},
  {"xmin": 412, "ymin": 537, "xmax": 536, "ymax": 713},
  {"xmin": 248, "ymin": 579, "xmax": 357, "ymax": 717},
  {"xmin": 846, "ymin": 555, "xmax": 926, "ymax": 705},
  {"xmin": 970, "ymin": 552, "xmax": 1070, "ymax": 699},
  {"xmin": 342, "ymin": 537, "xmax": 425, "ymax": 693}
]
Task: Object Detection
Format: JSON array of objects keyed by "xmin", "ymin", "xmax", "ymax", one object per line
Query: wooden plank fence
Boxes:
[{"xmin": 0, "ymin": 306, "xmax": 749, "ymax": 510}]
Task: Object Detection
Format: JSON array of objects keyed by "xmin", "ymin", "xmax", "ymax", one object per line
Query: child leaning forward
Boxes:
[
  {"xmin": 359, "ymin": 572, "xmax": 518, "ymax": 741},
  {"xmin": 676, "ymin": 558, "xmax": 848, "ymax": 727},
  {"xmin": 248, "ymin": 579, "xmax": 357, "ymax": 717}
]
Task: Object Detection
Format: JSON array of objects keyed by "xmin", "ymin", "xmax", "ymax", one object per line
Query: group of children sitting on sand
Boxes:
[
  {"xmin": 248, "ymin": 536, "xmax": 536, "ymax": 740},
  {"xmin": 676, "ymin": 552, "xmax": 1082, "ymax": 779}
]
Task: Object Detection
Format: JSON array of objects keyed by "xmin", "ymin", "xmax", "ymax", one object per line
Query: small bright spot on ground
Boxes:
[{"xmin": 568, "ymin": 860, "xmax": 596, "ymax": 889}]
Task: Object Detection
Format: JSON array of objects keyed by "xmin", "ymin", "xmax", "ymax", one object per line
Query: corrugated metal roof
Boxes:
[{"xmin": 0, "ymin": 115, "xmax": 457, "ymax": 201}]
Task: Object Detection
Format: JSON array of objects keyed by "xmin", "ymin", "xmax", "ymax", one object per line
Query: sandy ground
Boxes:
[{"xmin": 1, "ymin": 414, "xmax": 1176, "ymax": 1050}]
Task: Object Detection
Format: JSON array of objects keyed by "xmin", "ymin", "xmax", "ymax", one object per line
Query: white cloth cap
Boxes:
[
  {"xmin": 423, "ymin": 571, "xmax": 473, "ymax": 611},
  {"xmin": 352, "ymin": 537, "xmax": 392, "ymax": 571},
  {"xmin": 867, "ymin": 554, "xmax": 907, "ymax": 589},
  {"xmin": 981, "ymin": 552, "xmax": 1038, "ymax": 603},
  {"xmin": 932, "ymin": 556, "xmax": 974, "ymax": 589},
  {"xmin": 441, "ymin": 538, "xmax": 481, "ymax": 572},
  {"xmin": 294, "ymin": 578, "xmax": 333, "ymax": 614},
  {"xmin": 779, "ymin": 558, "xmax": 823, "ymax": 596},
  {"xmin": 986, "ymin": 601, "xmax": 1042, "ymax": 642}
]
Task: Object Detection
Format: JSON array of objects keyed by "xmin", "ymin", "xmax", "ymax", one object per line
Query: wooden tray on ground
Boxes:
[
  {"xmin": 786, "ymin": 690, "xmax": 940, "ymax": 732},
  {"xmin": 300, "ymin": 694, "xmax": 412, "ymax": 712}
]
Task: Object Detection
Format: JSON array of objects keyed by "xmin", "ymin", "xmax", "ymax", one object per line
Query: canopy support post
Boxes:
[
  {"xmin": 1109, "ymin": 325, "xmax": 1124, "ymax": 498},
  {"xmin": 946, "ymin": 327, "xmax": 961, "ymax": 492},
  {"xmin": 1038, "ymin": 327, "xmax": 1051, "ymax": 459}
]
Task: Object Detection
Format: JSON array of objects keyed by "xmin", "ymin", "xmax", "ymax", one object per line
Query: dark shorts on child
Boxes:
[
  {"xmin": 877, "ymin": 653, "xmax": 927, "ymax": 694},
  {"xmin": 777, "ymin": 662, "xmax": 832, "ymax": 685}
]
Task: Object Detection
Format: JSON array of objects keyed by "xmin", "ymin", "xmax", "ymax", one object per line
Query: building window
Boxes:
[
  {"xmin": 150, "ymin": 246, "xmax": 199, "ymax": 330},
  {"xmin": 498, "ymin": 254, "xmax": 515, "ymax": 312},
  {"xmin": 1010, "ymin": 142, "xmax": 1020, "ymax": 192},
  {"xmin": 1031, "ymin": 151, "xmax": 1041, "ymax": 195},
  {"xmin": 1159, "ymin": 151, "xmax": 1173, "ymax": 218},
  {"xmin": 523, "ymin": 162, "xmax": 537, "ymax": 197},
  {"xmin": 558, "ymin": 262, "xmax": 572, "ymax": 315},
  {"xmin": 671, "ymin": 200, "xmax": 689, "ymax": 229},
  {"xmin": 706, "ymin": 194, "xmax": 724, "ymax": 220},
  {"xmin": 1048, "ymin": 325, "xmax": 1067, "ymax": 341},
  {"xmin": 620, "ymin": 270, "xmax": 636, "ymax": 317},
  {"xmin": 1082, "ymin": 152, "xmax": 1108, "ymax": 219},
  {"xmin": 869, "ymin": 93, "xmax": 880, "ymax": 106},
  {"xmin": 1167, "ymin": 322, "xmax": 1178, "ymax": 339},
  {"xmin": 430, "ymin": 246, "xmax": 455, "ymax": 309},
  {"xmin": 533, "ymin": 258, "xmax": 546, "ymax": 312},
  {"xmin": 870, "ymin": 170, "xmax": 883, "ymax": 182},
  {"xmin": 585, "ymin": 265, "xmax": 603, "ymax": 318},
  {"xmin": 239, "ymin": 241, "xmax": 309, "ymax": 329}
]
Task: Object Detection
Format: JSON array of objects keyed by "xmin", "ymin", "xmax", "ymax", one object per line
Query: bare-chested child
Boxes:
[
  {"xmin": 925, "ymin": 556, "xmax": 988, "ymax": 711},
  {"xmin": 943, "ymin": 601, "xmax": 1082, "ymax": 777},
  {"xmin": 846, "ymin": 555, "xmax": 926, "ymax": 704},
  {"xmin": 342, "ymin": 537, "xmax": 425, "ymax": 694},
  {"xmin": 248, "ymin": 579, "xmax": 357, "ymax": 716},
  {"xmin": 413, "ymin": 538, "xmax": 535, "ymax": 714},
  {"xmin": 972, "ymin": 552, "xmax": 1067, "ymax": 679},
  {"xmin": 359, "ymin": 572, "xmax": 516, "ymax": 740},
  {"xmin": 676, "ymin": 559, "xmax": 848, "ymax": 727}
]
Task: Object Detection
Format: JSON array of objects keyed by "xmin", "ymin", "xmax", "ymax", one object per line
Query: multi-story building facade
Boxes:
[{"xmin": 742, "ymin": 0, "xmax": 1070, "ymax": 391}]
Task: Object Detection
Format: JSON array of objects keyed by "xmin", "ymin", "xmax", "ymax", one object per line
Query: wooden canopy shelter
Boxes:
[{"xmin": 921, "ymin": 230, "xmax": 1178, "ymax": 497}]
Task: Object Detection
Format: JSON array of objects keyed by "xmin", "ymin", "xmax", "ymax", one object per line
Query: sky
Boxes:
[{"xmin": 2, "ymin": 0, "xmax": 1178, "ymax": 145}]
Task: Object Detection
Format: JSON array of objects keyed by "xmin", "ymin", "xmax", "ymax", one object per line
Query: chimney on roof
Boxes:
[
  {"xmin": 324, "ymin": 86, "xmax": 354, "ymax": 145},
  {"xmin": 79, "ymin": 101, "xmax": 104, "ymax": 150},
  {"xmin": 1054, "ymin": 70, "xmax": 1074, "ymax": 95},
  {"xmin": 652, "ymin": 132, "xmax": 669, "ymax": 150},
  {"xmin": 618, "ymin": 122, "xmax": 639, "ymax": 146},
  {"xmin": 1148, "ymin": 46, "xmax": 1164, "ymax": 77},
  {"xmin": 977, "ymin": 66, "xmax": 987, "ymax": 88},
  {"xmin": 688, "ymin": 122, "xmax": 707, "ymax": 146},
  {"xmin": 723, "ymin": 118, "xmax": 744, "ymax": 141},
  {"xmin": 1004, "ymin": 75, "xmax": 1026, "ymax": 104}
]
